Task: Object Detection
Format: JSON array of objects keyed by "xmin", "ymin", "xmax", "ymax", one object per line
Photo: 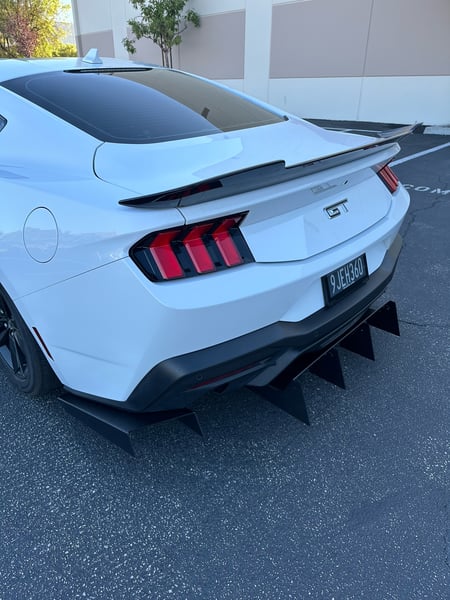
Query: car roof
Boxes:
[{"xmin": 0, "ymin": 51, "xmax": 154, "ymax": 83}]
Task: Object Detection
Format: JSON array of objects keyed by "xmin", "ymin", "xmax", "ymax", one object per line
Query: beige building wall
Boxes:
[{"xmin": 72, "ymin": 0, "xmax": 450, "ymax": 125}]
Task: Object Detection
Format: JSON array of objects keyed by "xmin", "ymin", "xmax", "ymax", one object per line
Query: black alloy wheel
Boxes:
[{"xmin": 0, "ymin": 287, "xmax": 59, "ymax": 395}]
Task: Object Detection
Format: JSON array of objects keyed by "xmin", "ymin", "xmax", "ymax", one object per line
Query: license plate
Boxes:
[{"xmin": 322, "ymin": 254, "xmax": 368, "ymax": 305}]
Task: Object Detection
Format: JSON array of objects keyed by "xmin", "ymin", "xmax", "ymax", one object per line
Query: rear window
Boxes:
[{"xmin": 2, "ymin": 68, "xmax": 285, "ymax": 144}]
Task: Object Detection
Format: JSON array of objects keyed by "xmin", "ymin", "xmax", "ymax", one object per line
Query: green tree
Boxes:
[
  {"xmin": 53, "ymin": 42, "xmax": 77, "ymax": 57},
  {"xmin": 0, "ymin": 0, "xmax": 69, "ymax": 58},
  {"xmin": 123, "ymin": 0, "xmax": 200, "ymax": 68}
]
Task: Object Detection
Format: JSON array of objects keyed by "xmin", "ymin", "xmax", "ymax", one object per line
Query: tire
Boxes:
[{"xmin": 0, "ymin": 286, "xmax": 60, "ymax": 395}]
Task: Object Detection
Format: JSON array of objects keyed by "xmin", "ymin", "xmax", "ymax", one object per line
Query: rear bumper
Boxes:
[{"xmin": 68, "ymin": 234, "xmax": 403, "ymax": 413}]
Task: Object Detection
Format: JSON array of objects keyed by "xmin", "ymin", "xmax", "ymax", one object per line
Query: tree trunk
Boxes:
[{"xmin": 162, "ymin": 48, "xmax": 170, "ymax": 68}]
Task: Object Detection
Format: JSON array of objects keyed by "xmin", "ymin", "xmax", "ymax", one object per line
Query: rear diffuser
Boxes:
[
  {"xmin": 59, "ymin": 301, "xmax": 399, "ymax": 455},
  {"xmin": 59, "ymin": 394, "xmax": 202, "ymax": 456},
  {"xmin": 249, "ymin": 300, "xmax": 400, "ymax": 425}
]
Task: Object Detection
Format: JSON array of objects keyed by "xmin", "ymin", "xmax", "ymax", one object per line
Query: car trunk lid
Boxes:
[{"xmin": 95, "ymin": 121, "xmax": 414, "ymax": 262}]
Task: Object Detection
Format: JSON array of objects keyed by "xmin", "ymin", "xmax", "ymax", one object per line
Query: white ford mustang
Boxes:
[{"xmin": 0, "ymin": 52, "xmax": 412, "ymax": 439}]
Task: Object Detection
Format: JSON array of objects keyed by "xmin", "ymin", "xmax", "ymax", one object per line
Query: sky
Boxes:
[{"xmin": 59, "ymin": 0, "xmax": 74, "ymax": 23}]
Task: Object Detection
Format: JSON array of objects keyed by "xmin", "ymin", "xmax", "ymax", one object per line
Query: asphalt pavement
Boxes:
[{"xmin": 0, "ymin": 128, "xmax": 449, "ymax": 600}]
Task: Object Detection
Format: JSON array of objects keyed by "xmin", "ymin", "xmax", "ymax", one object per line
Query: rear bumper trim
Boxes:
[{"xmin": 65, "ymin": 234, "xmax": 403, "ymax": 413}]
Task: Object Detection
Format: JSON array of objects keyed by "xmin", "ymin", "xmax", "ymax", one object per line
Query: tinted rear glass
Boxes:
[{"xmin": 2, "ymin": 69, "xmax": 284, "ymax": 144}]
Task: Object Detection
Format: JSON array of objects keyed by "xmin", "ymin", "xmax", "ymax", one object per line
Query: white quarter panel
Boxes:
[
  {"xmin": 23, "ymin": 208, "xmax": 58, "ymax": 262},
  {"xmin": 0, "ymin": 175, "xmax": 186, "ymax": 299}
]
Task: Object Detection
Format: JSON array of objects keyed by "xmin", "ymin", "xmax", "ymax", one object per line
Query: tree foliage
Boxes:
[
  {"xmin": 53, "ymin": 41, "xmax": 77, "ymax": 57},
  {"xmin": 123, "ymin": 0, "xmax": 200, "ymax": 68},
  {"xmin": 0, "ymin": 0, "xmax": 69, "ymax": 58}
]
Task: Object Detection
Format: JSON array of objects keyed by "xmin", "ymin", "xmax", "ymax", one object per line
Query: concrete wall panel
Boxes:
[
  {"xmin": 73, "ymin": 0, "xmax": 112, "ymax": 34},
  {"xmin": 269, "ymin": 77, "xmax": 363, "ymax": 120},
  {"xmin": 77, "ymin": 30, "xmax": 115, "ymax": 57},
  {"xmin": 270, "ymin": 0, "xmax": 373, "ymax": 78},
  {"xmin": 127, "ymin": 28, "xmax": 163, "ymax": 65},
  {"xmin": 365, "ymin": 0, "xmax": 450, "ymax": 76},
  {"xmin": 358, "ymin": 76, "xmax": 450, "ymax": 124},
  {"xmin": 179, "ymin": 11, "xmax": 245, "ymax": 79},
  {"xmin": 244, "ymin": 0, "xmax": 272, "ymax": 98},
  {"xmin": 193, "ymin": 0, "xmax": 245, "ymax": 16}
]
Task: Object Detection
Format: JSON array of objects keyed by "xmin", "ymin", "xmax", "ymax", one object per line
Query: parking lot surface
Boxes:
[{"xmin": 0, "ymin": 128, "xmax": 449, "ymax": 599}]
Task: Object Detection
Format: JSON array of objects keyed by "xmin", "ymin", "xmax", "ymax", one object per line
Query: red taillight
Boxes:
[
  {"xmin": 148, "ymin": 230, "xmax": 184, "ymax": 280},
  {"xmin": 377, "ymin": 164, "xmax": 399, "ymax": 194},
  {"xmin": 211, "ymin": 218, "xmax": 244, "ymax": 267},
  {"xmin": 182, "ymin": 223, "xmax": 215, "ymax": 274},
  {"xmin": 131, "ymin": 213, "xmax": 254, "ymax": 282}
]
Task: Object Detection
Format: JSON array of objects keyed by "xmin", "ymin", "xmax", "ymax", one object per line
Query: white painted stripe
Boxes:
[
  {"xmin": 424, "ymin": 126, "xmax": 450, "ymax": 136},
  {"xmin": 391, "ymin": 142, "xmax": 450, "ymax": 166}
]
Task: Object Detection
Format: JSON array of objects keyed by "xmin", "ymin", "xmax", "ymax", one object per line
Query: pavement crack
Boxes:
[
  {"xmin": 401, "ymin": 196, "xmax": 449, "ymax": 243},
  {"xmin": 399, "ymin": 319, "xmax": 450, "ymax": 330},
  {"xmin": 445, "ymin": 501, "xmax": 450, "ymax": 570}
]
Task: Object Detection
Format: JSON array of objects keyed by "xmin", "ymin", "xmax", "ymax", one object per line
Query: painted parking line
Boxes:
[
  {"xmin": 391, "ymin": 142, "xmax": 450, "ymax": 166},
  {"xmin": 403, "ymin": 184, "xmax": 450, "ymax": 196}
]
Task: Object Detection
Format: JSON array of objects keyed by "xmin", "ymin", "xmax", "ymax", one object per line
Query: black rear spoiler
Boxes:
[{"xmin": 119, "ymin": 123, "xmax": 419, "ymax": 209}]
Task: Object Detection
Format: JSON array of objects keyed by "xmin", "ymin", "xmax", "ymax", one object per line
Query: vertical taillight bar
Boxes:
[
  {"xmin": 211, "ymin": 218, "xmax": 244, "ymax": 267},
  {"xmin": 182, "ymin": 223, "xmax": 215, "ymax": 274},
  {"xmin": 377, "ymin": 164, "xmax": 399, "ymax": 194},
  {"xmin": 149, "ymin": 230, "xmax": 184, "ymax": 280}
]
